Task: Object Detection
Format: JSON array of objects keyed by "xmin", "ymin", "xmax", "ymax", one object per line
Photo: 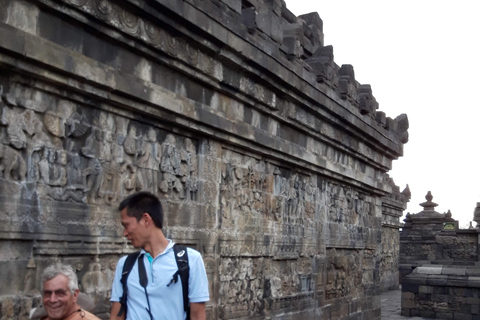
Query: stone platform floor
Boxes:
[{"xmin": 380, "ymin": 287, "xmax": 433, "ymax": 320}]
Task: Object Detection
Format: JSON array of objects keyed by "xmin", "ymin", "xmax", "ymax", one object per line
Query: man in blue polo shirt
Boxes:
[{"xmin": 109, "ymin": 192, "xmax": 209, "ymax": 320}]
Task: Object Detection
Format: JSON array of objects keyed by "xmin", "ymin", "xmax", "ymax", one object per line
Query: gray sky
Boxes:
[{"xmin": 286, "ymin": 1, "xmax": 480, "ymax": 227}]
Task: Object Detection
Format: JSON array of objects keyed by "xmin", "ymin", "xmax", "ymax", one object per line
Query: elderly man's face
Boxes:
[{"xmin": 43, "ymin": 274, "xmax": 79, "ymax": 320}]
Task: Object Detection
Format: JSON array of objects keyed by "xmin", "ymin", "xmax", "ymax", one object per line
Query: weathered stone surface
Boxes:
[
  {"xmin": 400, "ymin": 193, "xmax": 478, "ymax": 284},
  {"xmin": 403, "ymin": 266, "xmax": 480, "ymax": 318},
  {"xmin": 0, "ymin": 0, "xmax": 408, "ymax": 319}
]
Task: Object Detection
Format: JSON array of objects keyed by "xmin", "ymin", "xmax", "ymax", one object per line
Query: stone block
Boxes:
[
  {"xmin": 427, "ymin": 275, "xmax": 449, "ymax": 286},
  {"xmin": 241, "ymin": 7, "xmax": 256, "ymax": 32},
  {"xmin": 467, "ymin": 268, "xmax": 480, "ymax": 277},
  {"xmin": 38, "ymin": 10, "xmax": 84, "ymax": 53},
  {"xmin": 419, "ymin": 285, "xmax": 433, "ymax": 293},
  {"xmin": 405, "ymin": 274, "xmax": 428, "ymax": 284},
  {"xmin": 417, "ymin": 266, "xmax": 443, "ymax": 274},
  {"xmin": 222, "ymin": 0, "xmax": 241, "ymax": 14},
  {"xmin": 418, "ymin": 292, "xmax": 432, "ymax": 301},
  {"xmin": 401, "ymin": 308, "xmax": 411, "ymax": 316},
  {"xmin": 401, "ymin": 291, "xmax": 415, "ymax": 300},
  {"xmin": 443, "ymin": 267, "xmax": 467, "ymax": 276},
  {"xmin": 471, "ymin": 303, "xmax": 480, "ymax": 314},
  {"xmin": 448, "ymin": 276, "xmax": 469, "ymax": 287},
  {"xmin": 436, "ymin": 312, "xmax": 454, "ymax": 319},
  {"xmin": 453, "ymin": 312, "xmax": 473, "ymax": 320},
  {"xmin": 468, "ymin": 277, "xmax": 480, "ymax": 287},
  {"xmin": 410, "ymin": 308, "xmax": 421, "ymax": 316},
  {"xmin": 419, "ymin": 309, "xmax": 436, "ymax": 318},
  {"xmin": 432, "ymin": 294, "xmax": 449, "ymax": 303},
  {"xmin": 433, "ymin": 286, "xmax": 450, "ymax": 294},
  {"xmin": 2, "ymin": 0, "xmax": 39, "ymax": 34},
  {"xmin": 401, "ymin": 298, "xmax": 417, "ymax": 309}
]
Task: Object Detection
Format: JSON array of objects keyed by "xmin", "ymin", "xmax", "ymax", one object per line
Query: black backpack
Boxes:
[{"xmin": 117, "ymin": 244, "xmax": 190, "ymax": 320}]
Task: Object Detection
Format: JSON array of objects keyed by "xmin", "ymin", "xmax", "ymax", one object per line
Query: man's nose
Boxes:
[
  {"xmin": 48, "ymin": 293, "xmax": 58, "ymax": 302},
  {"xmin": 123, "ymin": 229, "xmax": 128, "ymax": 237}
]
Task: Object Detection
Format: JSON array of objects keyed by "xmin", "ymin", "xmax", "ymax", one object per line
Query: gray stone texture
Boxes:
[
  {"xmin": 403, "ymin": 266, "xmax": 480, "ymax": 319},
  {"xmin": 400, "ymin": 193, "xmax": 478, "ymax": 283},
  {"xmin": 0, "ymin": 0, "xmax": 409, "ymax": 319}
]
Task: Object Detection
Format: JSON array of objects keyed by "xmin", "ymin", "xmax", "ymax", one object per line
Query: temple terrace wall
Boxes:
[{"xmin": 0, "ymin": 0, "xmax": 408, "ymax": 319}]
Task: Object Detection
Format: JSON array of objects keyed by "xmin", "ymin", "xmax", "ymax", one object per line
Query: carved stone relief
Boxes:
[
  {"xmin": 325, "ymin": 248, "xmax": 376, "ymax": 300},
  {"xmin": 436, "ymin": 235, "xmax": 477, "ymax": 260},
  {"xmin": 218, "ymin": 255, "xmax": 314, "ymax": 317},
  {"xmin": 0, "ymin": 0, "xmax": 409, "ymax": 318},
  {"xmin": 0, "ymin": 80, "xmax": 200, "ymax": 238}
]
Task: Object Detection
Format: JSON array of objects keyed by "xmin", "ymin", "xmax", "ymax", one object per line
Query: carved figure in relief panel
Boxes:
[
  {"xmin": 285, "ymin": 175, "xmax": 302, "ymax": 224},
  {"xmin": 23, "ymin": 257, "xmax": 37, "ymax": 294},
  {"xmin": 0, "ymin": 108, "xmax": 36, "ymax": 181},
  {"xmin": 82, "ymin": 127, "xmax": 103, "ymax": 203},
  {"xmin": 267, "ymin": 261, "xmax": 282, "ymax": 299},
  {"xmin": 38, "ymin": 149, "xmax": 68, "ymax": 187},
  {"xmin": 181, "ymin": 138, "xmax": 198, "ymax": 201},
  {"xmin": 219, "ymin": 165, "xmax": 234, "ymax": 226},
  {"xmin": 297, "ymin": 179, "xmax": 306, "ymax": 222},
  {"xmin": 137, "ymin": 128, "xmax": 161, "ymax": 171},
  {"xmin": 66, "ymin": 153, "xmax": 84, "ymax": 187},
  {"xmin": 30, "ymin": 112, "xmax": 60, "ymax": 153},
  {"xmin": 104, "ymin": 259, "xmax": 118, "ymax": 291},
  {"xmin": 44, "ymin": 111, "xmax": 66, "ymax": 138},
  {"xmin": 159, "ymin": 134, "xmax": 182, "ymax": 195},
  {"xmin": 81, "ymin": 257, "xmax": 109, "ymax": 294},
  {"xmin": 4, "ymin": 108, "xmax": 34, "ymax": 149},
  {"xmin": 99, "ymin": 130, "xmax": 127, "ymax": 205},
  {"xmin": 273, "ymin": 171, "xmax": 287, "ymax": 220},
  {"xmin": 0, "ymin": 143, "xmax": 27, "ymax": 180},
  {"xmin": 328, "ymin": 186, "xmax": 343, "ymax": 223},
  {"xmin": 38, "ymin": 149, "xmax": 52, "ymax": 184},
  {"xmin": 83, "ymin": 158, "xmax": 102, "ymax": 202},
  {"xmin": 82, "ymin": 127, "xmax": 102, "ymax": 159},
  {"xmin": 123, "ymin": 125, "xmax": 142, "ymax": 161},
  {"xmin": 66, "ymin": 112, "xmax": 89, "ymax": 139},
  {"xmin": 44, "ymin": 153, "xmax": 84, "ymax": 201}
]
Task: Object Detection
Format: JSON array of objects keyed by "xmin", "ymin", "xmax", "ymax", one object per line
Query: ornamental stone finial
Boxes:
[
  {"xmin": 473, "ymin": 202, "xmax": 480, "ymax": 225},
  {"xmin": 419, "ymin": 191, "xmax": 438, "ymax": 211}
]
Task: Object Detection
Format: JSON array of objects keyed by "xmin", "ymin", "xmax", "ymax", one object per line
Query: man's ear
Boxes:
[
  {"xmin": 142, "ymin": 213, "xmax": 152, "ymax": 225},
  {"xmin": 72, "ymin": 289, "xmax": 80, "ymax": 302}
]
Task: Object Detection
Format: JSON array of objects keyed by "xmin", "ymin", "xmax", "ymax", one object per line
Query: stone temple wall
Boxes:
[
  {"xmin": 400, "ymin": 194, "xmax": 478, "ymax": 284},
  {"xmin": 0, "ymin": 0, "xmax": 409, "ymax": 319}
]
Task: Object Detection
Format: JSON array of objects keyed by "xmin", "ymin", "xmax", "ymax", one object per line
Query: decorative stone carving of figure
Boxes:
[
  {"xmin": 123, "ymin": 125, "xmax": 141, "ymax": 158},
  {"xmin": 38, "ymin": 149, "xmax": 67, "ymax": 187},
  {"xmin": 81, "ymin": 128, "xmax": 103, "ymax": 202},
  {"xmin": 0, "ymin": 143, "xmax": 27, "ymax": 180},
  {"xmin": 159, "ymin": 134, "xmax": 182, "ymax": 195},
  {"xmin": 181, "ymin": 138, "xmax": 197, "ymax": 201},
  {"xmin": 23, "ymin": 258, "xmax": 36, "ymax": 293},
  {"xmin": 60, "ymin": 153, "xmax": 87, "ymax": 203},
  {"xmin": 136, "ymin": 128, "xmax": 161, "ymax": 192},
  {"xmin": 38, "ymin": 148, "xmax": 50, "ymax": 184},
  {"xmin": 137, "ymin": 128, "xmax": 161, "ymax": 170},
  {"xmin": 6, "ymin": 109, "xmax": 34, "ymax": 149},
  {"xmin": 81, "ymin": 257, "xmax": 108, "ymax": 294}
]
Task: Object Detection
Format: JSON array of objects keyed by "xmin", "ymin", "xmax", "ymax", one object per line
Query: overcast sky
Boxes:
[{"xmin": 286, "ymin": 1, "xmax": 480, "ymax": 227}]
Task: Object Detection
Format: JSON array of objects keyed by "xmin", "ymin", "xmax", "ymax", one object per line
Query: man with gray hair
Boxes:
[{"xmin": 39, "ymin": 263, "xmax": 100, "ymax": 320}]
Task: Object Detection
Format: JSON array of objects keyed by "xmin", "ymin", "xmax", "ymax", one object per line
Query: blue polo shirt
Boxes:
[{"xmin": 111, "ymin": 240, "xmax": 210, "ymax": 320}]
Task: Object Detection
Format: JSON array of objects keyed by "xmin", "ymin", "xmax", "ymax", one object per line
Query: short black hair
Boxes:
[{"xmin": 118, "ymin": 192, "xmax": 163, "ymax": 229}]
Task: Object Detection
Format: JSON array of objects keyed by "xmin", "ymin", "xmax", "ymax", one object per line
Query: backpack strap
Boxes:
[
  {"xmin": 169, "ymin": 244, "xmax": 190, "ymax": 320},
  {"xmin": 117, "ymin": 251, "xmax": 141, "ymax": 317},
  {"xmin": 137, "ymin": 254, "xmax": 154, "ymax": 320}
]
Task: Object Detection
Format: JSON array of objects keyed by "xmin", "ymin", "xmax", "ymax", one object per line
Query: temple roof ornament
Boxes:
[
  {"xmin": 406, "ymin": 191, "xmax": 444, "ymax": 219},
  {"xmin": 419, "ymin": 191, "xmax": 438, "ymax": 211},
  {"xmin": 473, "ymin": 202, "xmax": 480, "ymax": 224}
]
